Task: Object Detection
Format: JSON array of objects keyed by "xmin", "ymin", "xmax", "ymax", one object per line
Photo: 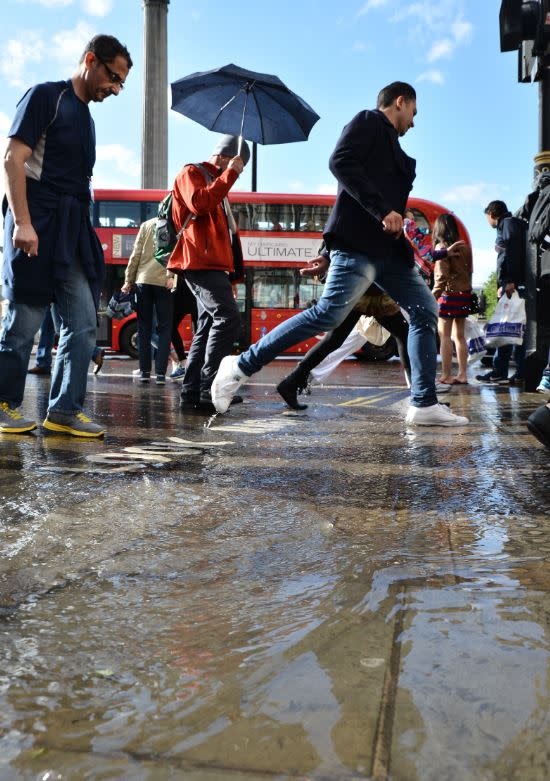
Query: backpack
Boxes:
[{"xmin": 153, "ymin": 164, "xmax": 212, "ymax": 267}]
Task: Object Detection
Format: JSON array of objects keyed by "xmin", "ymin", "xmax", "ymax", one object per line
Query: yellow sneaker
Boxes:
[
  {"xmin": 43, "ymin": 411, "xmax": 105, "ymax": 438},
  {"xmin": 0, "ymin": 402, "xmax": 37, "ymax": 433}
]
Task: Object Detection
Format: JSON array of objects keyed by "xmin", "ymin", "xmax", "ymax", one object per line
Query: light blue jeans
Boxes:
[
  {"xmin": 238, "ymin": 247, "xmax": 439, "ymax": 407},
  {"xmin": 35, "ymin": 305, "xmax": 60, "ymax": 370},
  {"xmin": 0, "ymin": 261, "xmax": 96, "ymax": 412}
]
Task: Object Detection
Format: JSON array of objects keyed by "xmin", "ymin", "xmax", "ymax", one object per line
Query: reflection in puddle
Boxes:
[{"xmin": 2, "ymin": 379, "xmax": 550, "ymax": 780}]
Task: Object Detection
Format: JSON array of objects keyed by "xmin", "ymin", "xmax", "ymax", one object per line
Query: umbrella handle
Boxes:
[{"xmin": 238, "ymin": 82, "xmax": 255, "ymax": 157}]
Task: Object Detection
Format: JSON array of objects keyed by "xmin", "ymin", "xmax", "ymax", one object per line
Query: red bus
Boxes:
[{"xmin": 92, "ymin": 190, "xmax": 471, "ymax": 359}]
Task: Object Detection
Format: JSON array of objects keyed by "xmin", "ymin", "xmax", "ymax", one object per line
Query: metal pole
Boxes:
[
  {"xmin": 251, "ymin": 143, "xmax": 257, "ymax": 192},
  {"xmin": 525, "ymin": 52, "xmax": 550, "ymax": 390}
]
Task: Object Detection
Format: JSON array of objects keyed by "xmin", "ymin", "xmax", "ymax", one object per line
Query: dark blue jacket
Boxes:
[
  {"xmin": 495, "ymin": 212, "xmax": 526, "ymax": 287},
  {"xmin": 2, "ymin": 179, "xmax": 104, "ymax": 308},
  {"xmin": 323, "ymin": 109, "xmax": 416, "ymax": 264}
]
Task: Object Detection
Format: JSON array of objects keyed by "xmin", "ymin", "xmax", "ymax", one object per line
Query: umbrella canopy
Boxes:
[{"xmin": 170, "ymin": 63, "xmax": 320, "ymax": 146}]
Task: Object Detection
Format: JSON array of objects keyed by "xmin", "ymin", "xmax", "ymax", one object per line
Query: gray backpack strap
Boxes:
[{"xmin": 176, "ymin": 163, "xmax": 214, "ymax": 240}]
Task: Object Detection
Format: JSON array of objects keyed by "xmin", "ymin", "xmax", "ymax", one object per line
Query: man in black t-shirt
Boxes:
[{"xmin": 0, "ymin": 34, "xmax": 132, "ymax": 437}]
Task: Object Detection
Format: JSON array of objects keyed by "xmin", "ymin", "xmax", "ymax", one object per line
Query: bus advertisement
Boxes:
[{"xmin": 92, "ymin": 189, "xmax": 471, "ymax": 360}]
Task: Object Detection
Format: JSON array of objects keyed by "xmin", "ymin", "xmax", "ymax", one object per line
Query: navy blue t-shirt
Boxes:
[{"xmin": 8, "ymin": 79, "xmax": 95, "ymax": 198}]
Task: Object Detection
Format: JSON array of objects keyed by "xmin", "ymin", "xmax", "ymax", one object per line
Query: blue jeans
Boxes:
[
  {"xmin": 238, "ymin": 247, "xmax": 438, "ymax": 407},
  {"xmin": 35, "ymin": 306, "xmax": 60, "ymax": 370},
  {"xmin": 135, "ymin": 283, "xmax": 173, "ymax": 375},
  {"xmin": 0, "ymin": 261, "xmax": 96, "ymax": 412}
]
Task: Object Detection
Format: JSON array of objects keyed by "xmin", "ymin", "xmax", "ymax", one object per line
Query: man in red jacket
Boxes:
[{"xmin": 168, "ymin": 135, "xmax": 249, "ymax": 412}]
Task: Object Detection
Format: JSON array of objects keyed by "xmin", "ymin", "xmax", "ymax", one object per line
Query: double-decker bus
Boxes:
[{"xmin": 92, "ymin": 189, "xmax": 471, "ymax": 359}]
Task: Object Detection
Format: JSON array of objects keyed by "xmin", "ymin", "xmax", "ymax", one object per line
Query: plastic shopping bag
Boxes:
[
  {"xmin": 464, "ymin": 316, "xmax": 486, "ymax": 363},
  {"xmin": 355, "ymin": 315, "xmax": 391, "ymax": 346},
  {"xmin": 310, "ymin": 328, "xmax": 367, "ymax": 384},
  {"xmin": 485, "ymin": 291, "xmax": 526, "ymax": 348}
]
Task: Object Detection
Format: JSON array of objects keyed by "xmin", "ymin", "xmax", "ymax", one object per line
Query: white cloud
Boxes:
[
  {"xmin": 417, "ymin": 70, "xmax": 444, "ymax": 85},
  {"xmin": 358, "ymin": 0, "xmax": 390, "ymax": 15},
  {"xmin": 318, "ymin": 183, "xmax": 337, "ymax": 195},
  {"xmin": 427, "ymin": 38, "xmax": 454, "ymax": 63},
  {"xmin": 0, "ymin": 112, "xmax": 11, "ymax": 133},
  {"xmin": 96, "ymin": 144, "xmax": 140, "ymax": 179},
  {"xmin": 51, "ymin": 21, "xmax": 97, "ymax": 64},
  {"xmin": 0, "ymin": 34, "xmax": 45, "ymax": 89},
  {"xmin": 390, "ymin": 1, "xmax": 473, "ymax": 69},
  {"xmin": 472, "ymin": 248, "xmax": 496, "ymax": 287},
  {"xmin": 452, "ymin": 19, "xmax": 473, "ymax": 43},
  {"xmin": 0, "ymin": 22, "xmax": 97, "ymax": 90},
  {"xmin": 82, "ymin": 0, "xmax": 113, "ymax": 16},
  {"xmin": 288, "ymin": 180, "xmax": 305, "ymax": 192},
  {"xmin": 442, "ymin": 182, "xmax": 499, "ymax": 207}
]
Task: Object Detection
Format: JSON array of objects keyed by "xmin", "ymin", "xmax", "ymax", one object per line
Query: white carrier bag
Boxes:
[
  {"xmin": 464, "ymin": 316, "xmax": 487, "ymax": 363},
  {"xmin": 310, "ymin": 316, "xmax": 390, "ymax": 384},
  {"xmin": 485, "ymin": 291, "xmax": 526, "ymax": 348}
]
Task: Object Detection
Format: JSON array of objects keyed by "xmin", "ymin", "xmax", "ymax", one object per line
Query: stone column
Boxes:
[{"xmin": 141, "ymin": 0, "xmax": 169, "ymax": 189}]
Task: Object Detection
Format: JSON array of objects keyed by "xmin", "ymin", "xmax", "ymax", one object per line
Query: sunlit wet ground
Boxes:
[{"xmin": 1, "ymin": 356, "xmax": 549, "ymax": 781}]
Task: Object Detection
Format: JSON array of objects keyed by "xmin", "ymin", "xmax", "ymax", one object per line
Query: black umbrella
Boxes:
[{"xmin": 171, "ymin": 64, "xmax": 320, "ymax": 188}]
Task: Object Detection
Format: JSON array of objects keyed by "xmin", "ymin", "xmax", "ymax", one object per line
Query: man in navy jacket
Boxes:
[
  {"xmin": 477, "ymin": 200, "xmax": 527, "ymax": 384},
  {"xmin": 212, "ymin": 81, "xmax": 469, "ymax": 426},
  {"xmin": 0, "ymin": 34, "xmax": 131, "ymax": 436}
]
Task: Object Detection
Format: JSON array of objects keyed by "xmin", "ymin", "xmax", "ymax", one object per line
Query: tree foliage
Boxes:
[{"xmin": 482, "ymin": 271, "xmax": 498, "ymax": 319}]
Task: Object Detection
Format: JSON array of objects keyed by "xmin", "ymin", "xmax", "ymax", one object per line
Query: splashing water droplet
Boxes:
[{"xmin": 205, "ymin": 413, "xmax": 219, "ymax": 429}]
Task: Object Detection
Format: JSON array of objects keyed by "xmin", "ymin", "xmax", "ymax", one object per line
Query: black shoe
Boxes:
[
  {"xmin": 196, "ymin": 392, "xmax": 243, "ymax": 413},
  {"xmin": 527, "ymin": 405, "xmax": 550, "ymax": 449},
  {"xmin": 179, "ymin": 395, "xmax": 200, "ymax": 413},
  {"xmin": 138, "ymin": 371, "xmax": 150, "ymax": 383},
  {"xmin": 509, "ymin": 374, "xmax": 524, "ymax": 386},
  {"xmin": 92, "ymin": 349, "xmax": 105, "ymax": 375},
  {"xmin": 28, "ymin": 365, "xmax": 51, "ymax": 376},
  {"xmin": 277, "ymin": 376, "xmax": 308, "ymax": 410},
  {"xmin": 475, "ymin": 371, "xmax": 508, "ymax": 385}
]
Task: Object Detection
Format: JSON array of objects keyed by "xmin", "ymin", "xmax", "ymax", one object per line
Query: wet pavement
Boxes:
[{"xmin": 1, "ymin": 356, "xmax": 549, "ymax": 781}]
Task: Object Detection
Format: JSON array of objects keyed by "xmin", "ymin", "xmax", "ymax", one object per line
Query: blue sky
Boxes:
[{"xmin": 0, "ymin": 0, "xmax": 539, "ymax": 284}]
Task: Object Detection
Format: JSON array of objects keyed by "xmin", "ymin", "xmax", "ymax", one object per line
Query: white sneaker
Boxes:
[
  {"xmin": 435, "ymin": 382, "xmax": 451, "ymax": 394},
  {"xmin": 406, "ymin": 403, "xmax": 469, "ymax": 426},
  {"xmin": 211, "ymin": 356, "xmax": 248, "ymax": 413}
]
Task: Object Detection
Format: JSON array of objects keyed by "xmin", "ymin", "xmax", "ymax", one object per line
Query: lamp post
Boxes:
[{"xmin": 500, "ymin": 0, "xmax": 550, "ymax": 389}]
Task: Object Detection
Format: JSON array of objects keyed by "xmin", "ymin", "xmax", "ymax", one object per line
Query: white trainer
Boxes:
[
  {"xmin": 211, "ymin": 355, "xmax": 248, "ymax": 413},
  {"xmin": 435, "ymin": 382, "xmax": 451, "ymax": 394},
  {"xmin": 406, "ymin": 403, "xmax": 469, "ymax": 427}
]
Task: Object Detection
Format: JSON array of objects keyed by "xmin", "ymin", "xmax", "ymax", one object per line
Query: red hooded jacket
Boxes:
[{"xmin": 167, "ymin": 161, "xmax": 240, "ymax": 273}]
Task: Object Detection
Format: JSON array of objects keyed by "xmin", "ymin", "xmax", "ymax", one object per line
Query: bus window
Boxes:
[
  {"xmin": 409, "ymin": 207, "xmax": 430, "ymax": 232},
  {"xmin": 143, "ymin": 201, "xmax": 160, "ymax": 222},
  {"xmin": 96, "ymin": 201, "xmax": 141, "ymax": 228},
  {"xmin": 299, "ymin": 205, "xmax": 332, "ymax": 231},
  {"xmin": 235, "ymin": 281, "xmax": 246, "ymax": 314},
  {"xmin": 252, "ymin": 269, "xmax": 296, "ymax": 308},
  {"xmin": 233, "ymin": 205, "xmax": 250, "ymax": 230},
  {"xmin": 231, "ymin": 203, "xmax": 303, "ymax": 232},
  {"xmin": 296, "ymin": 277, "xmax": 324, "ymax": 309}
]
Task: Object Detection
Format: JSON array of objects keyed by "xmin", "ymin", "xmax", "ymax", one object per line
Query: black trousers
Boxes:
[
  {"xmin": 297, "ymin": 307, "xmax": 411, "ymax": 378},
  {"xmin": 180, "ymin": 270, "xmax": 241, "ymax": 399},
  {"xmin": 171, "ymin": 280, "xmax": 198, "ymax": 361}
]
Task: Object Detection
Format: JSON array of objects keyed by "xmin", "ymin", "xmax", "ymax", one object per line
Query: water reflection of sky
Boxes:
[{"xmin": 397, "ymin": 516, "xmax": 550, "ymax": 781}]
